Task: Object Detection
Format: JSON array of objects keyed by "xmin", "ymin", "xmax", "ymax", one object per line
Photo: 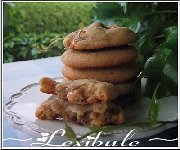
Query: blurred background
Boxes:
[
  {"xmin": 3, "ymin": 2, "xmax": 177, "ymax": 62},
  {"xmin": 3, "ymin": 2, "xmax": 95, "ymax": 63}
]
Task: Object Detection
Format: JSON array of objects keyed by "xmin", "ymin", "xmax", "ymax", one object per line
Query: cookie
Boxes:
[
  {"xmin": 35, "ymin": 95, "xmax": 64, "ymax": 120},
  {"xmin": 39, "ymin": 77, "xmax": 137, "ymax": 104},
  {"xmin": 57, "ymin": 78, "xmax": 136, "ymax": 104},
  {"xmin": 35, "ymin": 95, "xmax": 125, "ymax": 126},
  {"xmin": 63, "ymin": 22, "xmax": 137, "ymax": 50},
  {"xmin": 39, "ymin": 77, "xmax": 57, "ymax": 94},
  {"xmin": 62, "ymin": 63, "xmax": 140, "ymax": 84},
  {"xmin": 61, "ymin": 46, "xmax": 138, "ymax": 68},
  {"xmin": 64, "ymin": 101, "xmax": 125, "ymax": 126}
]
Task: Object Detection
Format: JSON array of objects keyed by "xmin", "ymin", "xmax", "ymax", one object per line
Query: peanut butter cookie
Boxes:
[
  {"xmin": 63, "ymin": 22, "xmax": 137, "ymax": 50},
  {"xmin": 61, "ymin": 46, "xmax": 138, "ymax": 68},
  {"xmin": 62, "ymin": 63, "xmax": 140, "ymax": 84}
]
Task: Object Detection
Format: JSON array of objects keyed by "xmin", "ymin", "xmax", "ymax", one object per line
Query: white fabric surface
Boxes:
[
  {"xmin": 3, "ymin": 56, "xmax": 63, "ymax": 147},
  {"xmin": 3, "ymin": 56, "xmax": 62, "ymax": 102}
]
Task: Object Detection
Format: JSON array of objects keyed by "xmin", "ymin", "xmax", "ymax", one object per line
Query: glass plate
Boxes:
[{"xmin": 3, "ymin": 77, "xmax": 178, "ymax": 142}]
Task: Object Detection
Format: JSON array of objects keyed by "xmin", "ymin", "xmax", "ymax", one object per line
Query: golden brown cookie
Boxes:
[
  {"xmin": 35, "ymin": 95, "xmax": 125, "ymax": 126},
  {"xmin": 62, "ymin": 64, "xmax": 140, "ymax": 84},
  {"xmin": 39, "ymin": 77, "xmax": 57, "ymax": 94},
  {"xmin": 63, "ymin": 22, "xmax": 137, "ymax": 50},
  {"xmin": 38, "ymin": 77, "xmax": 137, "ymax": 104},
  {"xmin": 56, "ymin": 78, "xmax": 136, "ymax": 104},
  {"xmin": 35, "ymin": 95, "xmax": 64, "ymax": 120},
  {"xmin": 61, "ymin": 46, "xmax": 138, "ymax": 68}
]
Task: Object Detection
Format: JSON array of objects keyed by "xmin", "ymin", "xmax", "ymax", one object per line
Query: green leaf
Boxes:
[
  {"xmin": 137, "ymin": 14, "xmax": 165, "ymax": 61},
  {"xmin": 163, "ymin": 51, "xmax": 178, "ymax": 94},
  {"xmin": 164, "ymin": 26, "xmax": 178, "ymax": 51},
  {"xmin": 148, "ymin": 83, "xmax": 161, "ymax": 124},
  {"xmin": 94, "ymin": 2, "xmax": 123, "ymax": 19},
  {"xmin": 143, "ymin": 25, "xmax": 177, "ymax": 98},
  {"xmin": 143, "ymin": 55, "xmax": 164, "ymax": 79},
  {"xmin": 125, "ymin": 2, "xmax": 155, "ymax": 19},
  {"xmin": 64, "ymin": 119, "xmax": 77, "ymax": 142}
]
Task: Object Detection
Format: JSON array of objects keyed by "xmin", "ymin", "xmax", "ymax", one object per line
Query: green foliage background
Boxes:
[{"xmin": 3, "ymin": 2, "xmax": 94, "ymax": 63}]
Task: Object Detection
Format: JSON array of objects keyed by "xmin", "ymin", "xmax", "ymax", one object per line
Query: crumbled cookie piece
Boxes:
[
  {"xmin": 35, "ymin": 95, "xmax": 64, "ymax": 120},
  {"xmin": 38, "ymin": 77, "xmax": 136, "ymax": 104},
  {"xmin": 35, "ymin": 95, "xmax": 125, "ymax": 126},
  {"xmin": 39, "ymin": 77, "xmax": 57, "ymax": 94}
]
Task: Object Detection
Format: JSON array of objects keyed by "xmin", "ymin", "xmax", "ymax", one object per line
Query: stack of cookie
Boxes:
[
  {"xmin": 62, "ymin": 22, "xmax": 139, "ymax": 84},
  {"xmin": 61, "ymin": 22, "xmax": 140, "ymax": 122},
  {"xmin": 35, "ymin": 22, "xmax": 140, "ymax": 127}
]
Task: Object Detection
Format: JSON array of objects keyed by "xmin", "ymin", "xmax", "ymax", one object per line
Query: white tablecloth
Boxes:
[{"xmin": 3, "ymin": 56, "xmax": 63, "ymax": 147}]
